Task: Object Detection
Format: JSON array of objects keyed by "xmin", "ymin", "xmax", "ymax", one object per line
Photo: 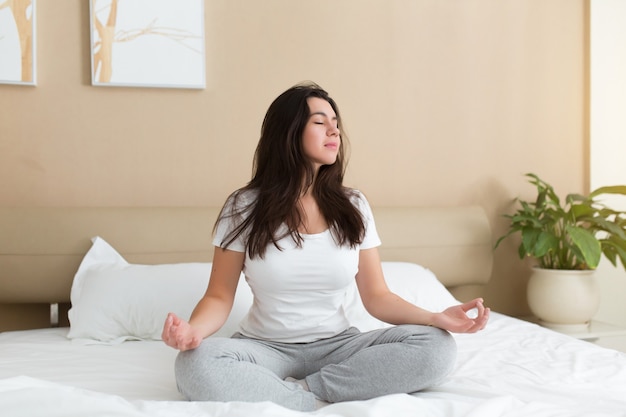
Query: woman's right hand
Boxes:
[
  {"xmin": 162, "ymin": 247, "xmax": 244, "ymax": 351},
  {"xmin": 162, "ymin": 312, "xmax": 204, "ymax": 351}
]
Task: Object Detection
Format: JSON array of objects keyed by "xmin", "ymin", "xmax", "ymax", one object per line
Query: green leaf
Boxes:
[
  {"xmin": 567, "ymin": 193, "xmax": 589, "ymax": 202},
  {"xmin": 570, "ymin": 203, "xmax": 594, "ymax": 219},
  {"xmin": 587, "ymin": 216, "xmax": 626, "ymax": 240},
  {"xmin": 601, "ymin": 240, "xmax": 618, "ymax": 266},
  {"xmin": 601, "ymin": 238, "xmax": 626, "ymax": 269},
  {"xmin": 590, "ymin": 185, "xmax": 626, "ymax": 198},
  {"xmin": 532, "ymin": 231, "xmax": 559, "ymax": 258},
  {"xmin": 521, "ymin": 227, "xmax": 540, "ymax": 253},
  {"xmin": 518, "ymin": 243, "xmax": 528, "ymax": 260},
  {"xmin": 535, "ymin": 189, "xmax": 544, "ymax": 204},
  {"xmin": 566, "ymin": 225, "xmax": 601, "ymax": 269},
  {"xmin": 495, "ymin": 173, "xmax": 626, "ymax": 273},
  {"xmin": 494, "ymin": 229, "xmax": 515, "ymax": 249}
]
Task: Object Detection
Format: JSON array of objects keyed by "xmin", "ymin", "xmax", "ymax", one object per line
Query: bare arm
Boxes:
[
  {"xmin": 162, "ymin": 247, "xmax": 245, "ymax": 350},
  {"xmin": 355, "ymin": 248, "xmax": 489, "ymax": 333}
]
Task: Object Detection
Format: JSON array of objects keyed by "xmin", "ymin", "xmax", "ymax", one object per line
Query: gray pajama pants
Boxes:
[{"xmin": 175, "ymin": 324, "xmax": 456, "ymax": 411}]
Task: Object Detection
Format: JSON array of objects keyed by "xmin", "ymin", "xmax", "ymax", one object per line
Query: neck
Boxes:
[
  {"xmin": 296, "ymin": 191, "xmax": 326, "ymax": 234},
  {"xmin": 301, "ymin": 169, "xmax": 319, "ymax": 198}
]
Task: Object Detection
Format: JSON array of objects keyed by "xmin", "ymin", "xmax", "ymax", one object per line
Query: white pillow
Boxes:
[
  {"xmin": 344, "ymin": 262, "xmax": 460, "ymax": 332},
  {"xmin": 67, "ymin": 237, "xmax": 252, "ymax": 344}
]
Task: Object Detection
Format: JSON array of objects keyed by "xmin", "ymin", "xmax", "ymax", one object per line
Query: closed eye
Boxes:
[{"xmin": 310, "ymin": 111, "xmax": 338, "ymax": 125}]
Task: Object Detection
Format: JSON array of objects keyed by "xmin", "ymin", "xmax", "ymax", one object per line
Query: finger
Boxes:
[
  {"xmin": 471, "ymin": 307, "xmax": 490, "ymax": 332},
  {"xmin": 175, "ymin": 333, "xmax": 189, "ymax": 351},
  {"xmin": 161, "ymin": 313, "xmax": 174, "ymax": 341},
  {"xmin": 179, "ymin": 335, "xmax": 200, "ymax": 352},
  {"xmin": 480, "ymin": 308, "xmax": 491, "ymax": 330},
  {"xmin": 475, "ymin": 299, "xmax": 485, "ymax": 317},
  {"xmin": 471, "ymin": 298, "xmax": 484, "ymax": 310},
  {"xmin": 458, "ymin": 298, "xmax": 481, "ymax": 313},
  {"xmin": 170, "ymin": 313, "xmax": 182, "ymax": 326},
  {"xmin": 188, "ymin": 336, "xmax": 202, "ymax": 350},
  {"xmin": 168, "ymin": 324, "xmax": 184, "ymax": 348}
]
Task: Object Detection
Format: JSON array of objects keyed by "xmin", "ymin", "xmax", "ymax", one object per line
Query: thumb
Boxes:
[{"xmin": 168, "ymin": 313, "xmax": 183, "ymax": 325}]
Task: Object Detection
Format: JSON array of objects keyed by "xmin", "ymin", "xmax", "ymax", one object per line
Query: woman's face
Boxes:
[{"xmin": 301, "ymin": 97, "xmax": 341, "ymax": 170}]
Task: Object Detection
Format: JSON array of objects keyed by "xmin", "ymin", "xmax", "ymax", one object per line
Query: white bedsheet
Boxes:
[{"xmin": 1, "ymin": 313, "xmax": 626, "ymax": 417}]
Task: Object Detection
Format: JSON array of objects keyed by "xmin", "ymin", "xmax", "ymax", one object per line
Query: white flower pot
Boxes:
[{"xmin": 526, "ymin": 268, "xmax": 600, "ymax": 332}]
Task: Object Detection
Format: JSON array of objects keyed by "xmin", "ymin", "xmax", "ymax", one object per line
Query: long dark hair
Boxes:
[{"xmin": 217, "ymin": 82, "xmax": 366, "ymax": 258}]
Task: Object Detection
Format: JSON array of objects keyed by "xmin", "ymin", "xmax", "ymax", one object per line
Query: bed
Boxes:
[{"xmin": 1, "ymin": 206, "xmax": 626, "ymax": 417}]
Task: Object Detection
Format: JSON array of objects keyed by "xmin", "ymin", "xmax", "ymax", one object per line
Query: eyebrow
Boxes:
[{"xmin": 309, "ymin": 111, "xmax": 337, "ymax": 120}]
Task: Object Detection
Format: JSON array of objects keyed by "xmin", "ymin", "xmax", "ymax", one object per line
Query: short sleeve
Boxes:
[
  {"xmin": 212, "ymin": 193, "xmax": 251, "ymax": 253},
  {"xmin": 354, "ymin": 191, "xmax": 381, "ymax": 250}
]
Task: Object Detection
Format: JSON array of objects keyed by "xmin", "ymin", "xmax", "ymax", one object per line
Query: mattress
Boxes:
[{"xmin": 2, "ymin": 312, "xmax": 626, "ymax": 417}]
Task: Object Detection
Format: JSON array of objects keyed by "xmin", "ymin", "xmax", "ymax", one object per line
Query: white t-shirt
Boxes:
[{"xmin": 212, "ymin": 190, "xmax": 381, "ymax": 343}]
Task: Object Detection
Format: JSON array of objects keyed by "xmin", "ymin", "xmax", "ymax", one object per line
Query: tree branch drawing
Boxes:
[
  {"xmin": 91, "ymin": 0, "xmax": 202, "ymax": 84},
  {"xmin": 0, "ymin": 0, "xmax": 34, "ymax": 82},
  {"xmin": 92, "ymin": 0, "xmax": 118, "ymax": 83}
]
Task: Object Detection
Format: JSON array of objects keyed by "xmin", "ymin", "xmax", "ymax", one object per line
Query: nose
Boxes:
[{"xmin": 328, "ymin": 124, "xmax": 340, "ymax": 137}]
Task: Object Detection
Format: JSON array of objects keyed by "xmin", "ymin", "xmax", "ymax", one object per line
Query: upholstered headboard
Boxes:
[{"xmin": 0, "ymin": 206, "xmax": 493, "ymax": 331}]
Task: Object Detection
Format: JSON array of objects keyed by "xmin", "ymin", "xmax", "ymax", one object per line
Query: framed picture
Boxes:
[
  {"xmin": 90, "ymin": 0, "xmax": 205, "ymax": 89},
  {"xmin": 0, "ymin": 0, "xmax": 36, "ymax": 85}
]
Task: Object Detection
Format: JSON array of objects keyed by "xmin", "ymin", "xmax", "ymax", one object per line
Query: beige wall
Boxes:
[{"xmin": 0, "ymin": 0, "xmax": 588, "ymax": 317}]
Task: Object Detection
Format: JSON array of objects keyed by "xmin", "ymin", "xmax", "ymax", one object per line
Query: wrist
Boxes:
[{"xmin": 425, "ymin": 311, "xmax": 439, "ymax": 327}]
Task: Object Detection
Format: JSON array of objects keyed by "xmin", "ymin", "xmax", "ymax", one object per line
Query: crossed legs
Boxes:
[{"xmin": 175, "ymin": 325, "xmax": 456, "ymax": 411}]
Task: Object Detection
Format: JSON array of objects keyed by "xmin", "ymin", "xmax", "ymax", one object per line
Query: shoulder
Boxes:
[
  {"xmin": 222, "ymin": 188, "xmax": 258, "ymax": 213},
  {"xmin": 216, "ymin": 188, "xmax": 258, "ymax": 231},
  {"xmin": 213, "ymin": 189, "xmax": 258, "ymax": 250},
  {"xmin": 346, "ymin": 189, "xmax": 372, "ymax": 213}
]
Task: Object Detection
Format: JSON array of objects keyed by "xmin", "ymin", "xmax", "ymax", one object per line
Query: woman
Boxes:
[{"xmin": 162, "ymin": 82, "xmax": 490, "ymax": 411}]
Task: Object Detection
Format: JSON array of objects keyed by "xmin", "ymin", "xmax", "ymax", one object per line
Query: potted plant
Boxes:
[{"xmin": 496, "ymin": 173, "xmax": 626, "ymax": 330}]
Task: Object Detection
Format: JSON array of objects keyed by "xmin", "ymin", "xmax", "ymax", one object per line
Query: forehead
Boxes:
[{"xmin": 307, "ymin": 97, "xmax": 336, "ymax": 117}]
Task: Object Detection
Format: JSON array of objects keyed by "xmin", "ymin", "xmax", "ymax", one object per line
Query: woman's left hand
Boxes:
[{"xmin": 431, "ymin": 298, "xmax": 490, "ymax": 333}]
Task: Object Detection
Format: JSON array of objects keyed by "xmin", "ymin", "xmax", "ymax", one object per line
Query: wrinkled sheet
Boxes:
[{"xmin": 1, "ymin": 313, "xmax": 626, "ymax": 417}]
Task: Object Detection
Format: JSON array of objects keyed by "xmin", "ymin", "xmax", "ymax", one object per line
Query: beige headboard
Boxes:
[{"xmin": 0, "ymin": 206, "xmax": 493, "ymax": 331}]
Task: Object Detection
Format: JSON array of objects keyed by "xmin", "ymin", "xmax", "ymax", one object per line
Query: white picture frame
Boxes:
[
  {"xmin": 90, "ymin": 0, "xmax": 205, "ymax": 89},
  {"xmin": 0, "ymin": 0, "xmax": 36, "ymax": 86}
]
